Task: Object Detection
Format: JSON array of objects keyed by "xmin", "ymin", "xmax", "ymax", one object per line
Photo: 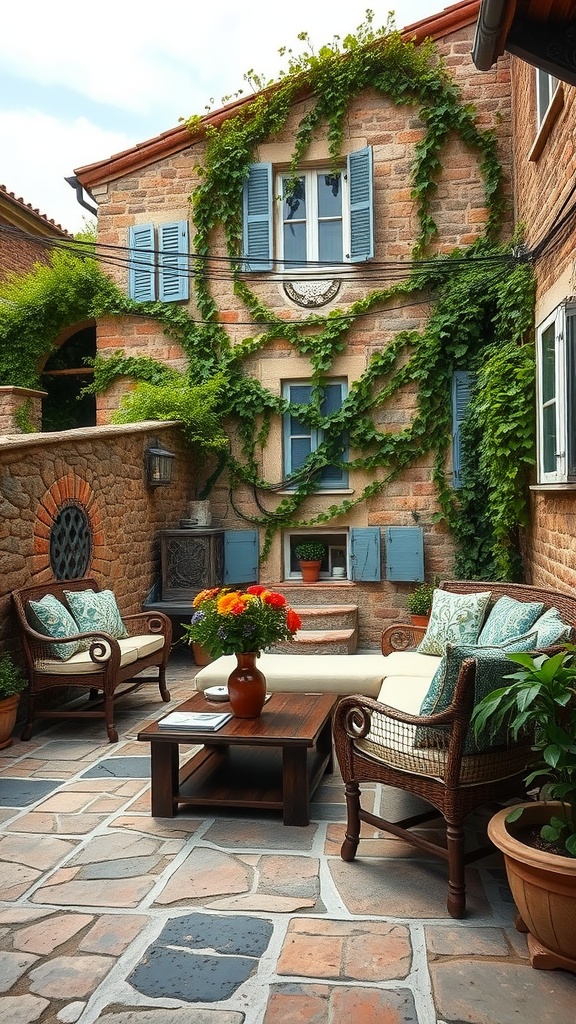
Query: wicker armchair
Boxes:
[
  {"xmin": 12, "ymin": 578, "xmax": 172, "ymax": 743},
  {"xmin": 333, "ymin": 579, "xmax": 576, "ymax": 919}
]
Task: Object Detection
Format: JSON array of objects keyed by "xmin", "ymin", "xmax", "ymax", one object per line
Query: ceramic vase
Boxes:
[{"xmin": 227, "ymin": 652, "xmax": 266, "ymax": 718}]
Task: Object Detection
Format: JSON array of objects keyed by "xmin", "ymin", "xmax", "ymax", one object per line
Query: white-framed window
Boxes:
[
  {"xmin": 536, "ymin": 302, "xmax": 576, "ymax": 483},
  {"xmin": 278, "ymin": 169, "xmax": 346, "ymax": 268},
  {"xmin": 128, "ymin": 222, "xmax": 189, "ymax": 303},
  {"xmin": 536, "ymin": 69, "xmax": 559, "ymax": 130},
  {"xmin": 242, "ymin": 148, "xmax": 374, "ymax": 272},
  {"xmin": 285, "ymin": 530, "xmax": 349, "ymax": 580},
  {"xmin": 282, "ymin": 379, "xmax": 348, "ymax": 489}
]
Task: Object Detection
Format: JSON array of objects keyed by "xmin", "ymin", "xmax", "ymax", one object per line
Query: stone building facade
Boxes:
[{"xmin": 73, "ymin": 3, "xmax": 516, "ymax": 646}]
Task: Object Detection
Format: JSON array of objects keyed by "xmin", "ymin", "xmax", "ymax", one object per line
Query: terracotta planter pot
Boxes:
[
  {"xmin": 191, "ymin": 642, "xmax": 214, "ymax": 667},
  {"xmin": 227, "ymin": 652, "xmax": 266, "ymax": 718},
  {"xmin": 299, "ymin": 559, "xmax": 322, "ymax": 583},
  {"xmin": 409, "ymin": 614, "xmax": 430, "ymax": 627},
  {"xmin": 0, "ymin": 694, "xmax": 20, "ymax": 750},
  {"xmin": 488, "ymin": 802, "xmax": 576, "ymax": 972}
]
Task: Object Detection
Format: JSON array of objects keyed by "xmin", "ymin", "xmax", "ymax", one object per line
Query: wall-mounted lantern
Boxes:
[{"xmin": 145, "ymin": 441, "xmax": 176, "ymax": 487}]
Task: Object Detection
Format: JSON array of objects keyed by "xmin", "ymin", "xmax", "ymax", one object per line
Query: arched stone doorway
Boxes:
[{"xmin": 41, "ymin": 320, "xmax": 96, "ymax": 430}]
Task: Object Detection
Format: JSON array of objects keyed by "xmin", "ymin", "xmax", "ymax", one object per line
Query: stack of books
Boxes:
[{"xmin": 157, "ymin": 710, "xmax": 232, "ymax": 731}]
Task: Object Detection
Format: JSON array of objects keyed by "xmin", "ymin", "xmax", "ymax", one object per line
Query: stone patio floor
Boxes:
[{"xmin": 1, "ymin": 645, "xmax": 575, "ymax": 1024}]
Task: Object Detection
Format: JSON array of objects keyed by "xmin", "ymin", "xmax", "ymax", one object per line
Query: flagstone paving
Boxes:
[{"xmin": 0, "ymin": 645, "xmax": 575, "ymax": 1023}]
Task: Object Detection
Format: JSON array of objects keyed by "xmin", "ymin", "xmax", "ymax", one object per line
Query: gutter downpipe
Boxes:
[
  {"xmin": 65, "ymin": 175, "xmax": 98, "ymax": 218},
  {"xmin": 472, "ymin": 0, "xmax": 508, "ymax": 70}
]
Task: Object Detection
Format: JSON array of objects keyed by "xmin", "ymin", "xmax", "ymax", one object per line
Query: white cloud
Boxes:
[{"xmin": 0, "ymin": 110, "xmax": 135, "ymax": 233}]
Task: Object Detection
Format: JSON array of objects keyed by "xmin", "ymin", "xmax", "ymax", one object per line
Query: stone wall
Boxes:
[
  {"xmin": 510, "ymin": 59, "xmax": 576, "ymax": 594},
  {"xmin": 0, "ymin": 421, "xmax": 196, "ymax": 658}
]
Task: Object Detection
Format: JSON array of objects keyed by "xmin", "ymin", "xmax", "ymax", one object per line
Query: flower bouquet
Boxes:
[{"xmin": 183, "ymin": 586, "xmax": 302, "ymax": 659}]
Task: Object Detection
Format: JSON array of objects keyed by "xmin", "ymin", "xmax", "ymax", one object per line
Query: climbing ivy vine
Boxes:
[{"xmin": 0, "ymin": 13, "xmax": 536, "ymax": 579}]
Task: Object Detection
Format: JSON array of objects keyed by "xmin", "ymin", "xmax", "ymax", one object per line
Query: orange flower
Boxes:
[
  {"xmin": 193, "ymin": 587, "xmax": 220, "ymax": 608},
  {"xmin": 217, "ymin": 591, "xmax": 251, "ymax": 616},
  {"xmin": 286, "ymin": 608, "xmax": 302, "ymax": 632}
]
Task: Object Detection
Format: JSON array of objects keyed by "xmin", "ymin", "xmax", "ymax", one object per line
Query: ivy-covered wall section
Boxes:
[{"xmin": 0, "ymin": 16, "xmax": 536, "ymax": 586}]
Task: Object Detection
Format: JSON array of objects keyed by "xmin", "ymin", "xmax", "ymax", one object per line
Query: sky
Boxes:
[{"xmin": 2, "ymin": 0, "xmax": 448, "ymax": 235}]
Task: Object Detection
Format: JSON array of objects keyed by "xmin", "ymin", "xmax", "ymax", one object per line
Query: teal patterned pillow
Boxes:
[
  {"xmin": 418, "ymin": 633, "xmax": 536, "ymax": 753},
  {"xmin": 532, "ymin": 607, "xmax": 572, "ymax": 647},
  {"xmin": 417, "ymin": 590, "xmax": 491, "ymax": 656},
  {"xmin": 65, "ymin": 589, "xmax": 128, "ymax": 639},
  {"xmin": 477, "ymin": 595, "xmax": 544, "ymax": 647},
  {"xmin": 27, "ymin": 594, "xmax": 84, "ymax": 660}
]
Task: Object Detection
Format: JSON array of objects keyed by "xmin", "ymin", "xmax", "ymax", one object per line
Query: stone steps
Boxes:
[{"xmin": 271, "ymin": 604, "xmax": 358, "ymax": 655}]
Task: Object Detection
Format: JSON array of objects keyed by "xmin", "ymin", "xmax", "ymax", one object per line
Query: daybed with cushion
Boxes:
[
  {"xmin": 195, "ymin": 579, "xmax": 576, "ymax": 918},
  {"xmin": 12, "ymin": 578, "xmax": 172, "ymax": 743}
]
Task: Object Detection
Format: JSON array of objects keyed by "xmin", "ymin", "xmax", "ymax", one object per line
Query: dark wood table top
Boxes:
[{"xmin": 138, "ymin": 690, "xmax": 338, "ymax": 746}]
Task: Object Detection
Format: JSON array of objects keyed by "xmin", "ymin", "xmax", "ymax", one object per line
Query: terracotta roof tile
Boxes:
[{"xmin": 0, "ymin": 184, "xmax": 72, "ymax": 237}]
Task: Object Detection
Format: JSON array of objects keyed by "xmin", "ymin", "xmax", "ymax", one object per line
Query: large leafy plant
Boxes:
[{"xmin": 473, "ymin": 647, "xmax": 576, "ymax": 856}]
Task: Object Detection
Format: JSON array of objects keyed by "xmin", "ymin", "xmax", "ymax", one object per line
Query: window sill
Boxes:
[
  {"xmin": 279, "ymin": 488, "xmax": 354, "ymax": 496},
  {"xmin": 530, "ymin": 482, "xmax": 576, "ymax": 491},
  {"xmin": 529, "ymin": 85, "xmax": 564, "ymax": 162}
]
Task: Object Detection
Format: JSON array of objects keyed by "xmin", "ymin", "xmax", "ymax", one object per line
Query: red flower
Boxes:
[
  {"xmin": 246, "ymin": 585, "xmax": 267, "ymax": 595},
  {"xmin": 262, "ymin": 590, "xmax": 287, "ymax": 608},
  {"xmin": 286, "ymin": 608, "xmax": 302, "ymax": 632}
]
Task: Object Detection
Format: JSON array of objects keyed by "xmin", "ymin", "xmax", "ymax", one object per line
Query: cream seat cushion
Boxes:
[
  {"xmin": 35, "ymin": 634, "xmax": 164, "ymax": 675},
  {"xmin": 195, "ymin": 651, "xmax": 440, "ymax": 699}
]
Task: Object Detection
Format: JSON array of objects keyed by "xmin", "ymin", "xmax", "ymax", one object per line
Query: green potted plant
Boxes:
[
  {"xmin": 472, "ymin": 646, "xmax": 576, "ymax": 971},
  {"xmin": 294, "ymin": 542, "xmax": 326, "ymax": 583},
  {"xmin": 0, "ymin": 654, "xmax": 28, "ymax": 749},
  {"xmin": 406, "ymin": 578, "xmax": 437, "ymax": 625}
]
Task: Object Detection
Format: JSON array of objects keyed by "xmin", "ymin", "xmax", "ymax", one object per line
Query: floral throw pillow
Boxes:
[
  {"xmin": 64, "ymin": 589, "xmax": 128, "ymax": 640},
  {"xmin": 27, "ymin": 594, "xmax": 84, "ymax": 660},
  {"xmin": 417, "ymin": 590, "xmax": 491, "ymax": 657},
  {"xmin": 476, "ymin": 595, "xmax": 544, "ymax": 647}
]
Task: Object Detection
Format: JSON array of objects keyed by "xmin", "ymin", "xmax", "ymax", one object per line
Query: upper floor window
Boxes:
[
  {"xmin": 128, "ymin": 222, "xmax": 189, "ymax": 303},
  {"xmin": 536, "ymin": 69, "xmax": 559, "ymax": 130},
  {"xmin": 282, "ymin": 380, "xmax": 348, "ymax": 489},
  {"xmin": 279, "ymin": 170, "xmax": 344, "ymax": 267},
  {"xmin": 537, "ymin": 302, "xmax": 576, "ymax": 483},
  {"xmin": 242, "ymin": 147, "xmax": 373, "ymax": 273}
]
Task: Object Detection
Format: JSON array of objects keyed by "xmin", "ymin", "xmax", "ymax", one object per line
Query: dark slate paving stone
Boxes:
[
  {"xmin": 129, "ymin": 946, "xmax": 256, "ymax": 1003},
  {"xmin": 128, "ymin": 913, "xmax": 273, "ymax": 1003},
  {"xmin": 0, "ymin": 778, "xmax": 65, "ymax": 807},
  {"xmin": 81, "ymin": 757, "xmax": 150, "ymax": 779},
  {"xmin": 159, "ymin": 912, "xmax": 273, "ymax": 957}
]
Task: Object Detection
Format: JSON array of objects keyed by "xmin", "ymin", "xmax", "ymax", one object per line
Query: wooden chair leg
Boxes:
[
  {"xmin": 446, "ymin": 821, "xmax": 466, "ymax": 919},
  {"xmin": 104, "ymin": 694, "xmax": 118, "ymax": 743},
  {"xmin": 341, "ymin": 780, "xmax": 361, "ymax": 862},
  {"xmin": 158, "ymin": 665, "xmax": 170, "ymax": 702},
  {"xmin": 21, "ymin": 692, "xmax": 36, "ymax": 741}
]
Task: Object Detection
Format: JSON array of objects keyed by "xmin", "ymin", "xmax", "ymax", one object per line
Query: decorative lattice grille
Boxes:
[{"xmin": 50, "ymin": 504, "xmax": 92, "ymax": 580}]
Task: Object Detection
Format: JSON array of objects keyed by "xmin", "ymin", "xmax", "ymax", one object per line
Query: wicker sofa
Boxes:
[{"xmin": 12, "ymin": 578, "xmax": 172, "ymax": 743}]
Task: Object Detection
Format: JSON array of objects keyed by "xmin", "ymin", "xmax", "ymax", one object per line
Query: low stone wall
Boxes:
[{"xmin": 0, "ymin": 420, "xmax": 196, "ymax": 657}]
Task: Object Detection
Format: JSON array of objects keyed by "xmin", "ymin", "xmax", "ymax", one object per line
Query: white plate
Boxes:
[{"xmin": 203, "ymin": 685, "xmax": 229, "ymax": 702}]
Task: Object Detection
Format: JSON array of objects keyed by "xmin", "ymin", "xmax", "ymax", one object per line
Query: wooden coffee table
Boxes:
[{"xmin": 137, "ymin": 690, "xmax": 338, "ymax": 826}]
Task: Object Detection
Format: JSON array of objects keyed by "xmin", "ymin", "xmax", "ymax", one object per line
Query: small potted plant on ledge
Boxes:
[
  {"xmin": 406, "ymin": 579, "xmax": 437, "ymax": 626},
  {"xmin": 295, "ymin": 542, "xmax": 326, "ymax": 583},
  {"xmin": 0, "ymin": 653, "xmax": 28, "ymax": 749},
  {"xmin": 472, "ymin": 645, "xmax": 576, "ymax": 972}
]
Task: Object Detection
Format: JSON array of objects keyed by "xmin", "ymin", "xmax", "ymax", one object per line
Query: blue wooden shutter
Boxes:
[
  {"xmin": 320, "ymin": 382, "xmax": 348, "ymax": 486},
  {"xmin": 347, "ymin": 147, "xmax": 374, "ymax": 262},
  {"xmin": 224, "ymin": 529, "xmax": 259, "ymax": 584},
  {"xmin": 242, "ymin": 163, "xmax": 273, "ymax": 272},
  {"xmin": 385, "ymin": 526, "xmax": 424, "ymax": 582},
  {"xmin": 159, "ymin": 221, "xmax": 189, "ymax": 302},
  {"xmin": 452, "ymin": 370, "xmax": 474, "ymax": 488},
  {"xmin": 128, "ymin": 224, "xmax": 156, "ymax": 302},
  {"xmin": 350, "ymin": 527, "xmax": 381, "ymax": 581},
  {"xmin": 284, "ymin": 384, "xmax": 313, "ymax": 481}
]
